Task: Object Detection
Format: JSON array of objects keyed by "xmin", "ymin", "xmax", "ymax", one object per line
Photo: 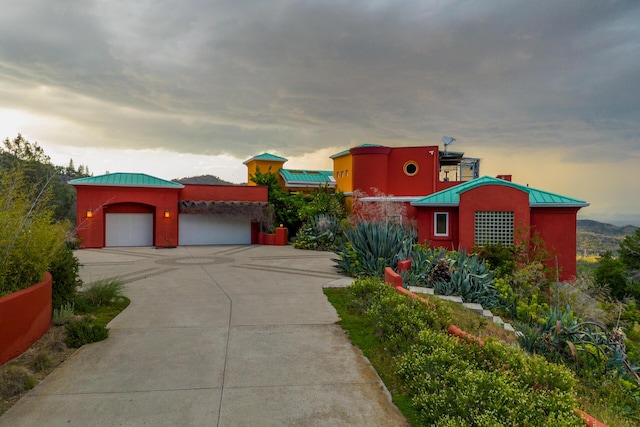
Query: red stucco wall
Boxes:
[
  {"xmin": 417, "ymin": 207, "xmax": 459, "ymax": 250},
  {"xmin": 531, "ymin": 207, "xmax": 580, "ymax": 281},
  {"xmin": 75, "ymin": 185, "xmax": 181, "ymax": 248},
  {"xmin": 0, "ymin": 272, "xmax": 52, "ymax": 365},
  {"xmin": 350, "ymin": 145, "xmax": 442, "ymax": 197},
  {"xmin": 350, "ymin": 146, "xmax": 391, "ymax": 195},
  {"xmin": 416, "ymin": 184, "xmax": 580, "ymax": 282},
  {"xmin": 74, "ymin": 183, "xmax": 268, "ymax": 249},
  {"xmin": 458, "ymin": 185, "xmax": 531, "ymax": 249},
  {"xmin": 179, "ymin": 184, "xmax": 268, "ymax": 202},
  {"xmin": 386, "ymin": 146, "xmax": 439, "ymax": 196}
]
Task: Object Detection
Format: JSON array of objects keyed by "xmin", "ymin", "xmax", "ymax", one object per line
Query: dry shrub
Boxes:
[{"xmin": 0, "ymin": 366, "xmax": 35, "ymax": 398}]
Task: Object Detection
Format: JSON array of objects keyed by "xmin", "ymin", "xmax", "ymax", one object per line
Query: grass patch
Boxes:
[
  {"xmin": 323, "ymin": 287, "xmax": 422, "ymax": 425},
  {"xmin": 81, "ymin": 278, "xmax": 125, "ymax": 307}
]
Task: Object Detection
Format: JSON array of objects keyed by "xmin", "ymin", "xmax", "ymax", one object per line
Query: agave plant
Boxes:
[
  {"xmin": 517, "ymin": 305, "xmax": 640, "ymax": 383},
  {"xmin": 428, "ymin": 250, "xmax": 500, "ymax": 308},
  {"xmin": 333, "ymin": 221, "xmax": 416, "ymax": 277}
]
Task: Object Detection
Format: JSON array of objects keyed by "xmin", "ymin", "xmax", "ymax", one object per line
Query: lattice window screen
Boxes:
[{"xmin": 474, "ymin": 211, "xmax": 514, "ymax": 246}]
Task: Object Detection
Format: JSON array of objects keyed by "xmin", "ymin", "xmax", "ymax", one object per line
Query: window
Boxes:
[
  {"xmin": 345, "ymin": 169, "xmax": 349, "ymax": 177},
  {"xmin": 474, "ymin": 211, "xmax": 514, "ymax": 246},
  {"xmin": 403, "ymin": 161, "xmax": 419, "ymax": 176},
  {"xmin": 434, "ymin": 212, "xmax": 449, "ymax": 236}
]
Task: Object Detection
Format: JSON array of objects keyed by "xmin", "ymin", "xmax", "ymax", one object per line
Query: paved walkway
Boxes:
[{"xmin": 0, "ymin": 245, "xmax": 405, "ymax": 427}]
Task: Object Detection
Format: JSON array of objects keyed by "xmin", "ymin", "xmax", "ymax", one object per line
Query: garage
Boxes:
[
  {"xmin": 105, "ymin": 213, "xmax": 154, "ymax": 247},
  {"xmin": 179, "ymin": 214, "xmax": 251, "ymax": 245}
]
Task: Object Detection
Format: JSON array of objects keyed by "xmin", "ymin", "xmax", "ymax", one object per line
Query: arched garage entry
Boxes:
[{"xmin": 104, "ymin": 202, "xmax": 155, "ymax": 247}]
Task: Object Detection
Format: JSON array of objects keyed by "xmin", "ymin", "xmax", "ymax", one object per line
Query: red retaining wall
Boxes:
[
  {"xmin": 0, "ymin": 272, "xmax": 52, "ymax": 365},
  {"xmin": 384, "ymin": 267, "xmax": 403, "ymax": 288}
]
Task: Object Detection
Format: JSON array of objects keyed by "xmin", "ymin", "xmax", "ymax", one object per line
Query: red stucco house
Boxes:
[
  {"xmin": 72, "ymin": 142, "xmax": 588, "ymax": 281},
  {"xmin": 411, "ymin": 176, "xmax": 589, "ymax": 281},
  {"xmin": 323, "ymin": 144, "xmax": 588, "ymax": 281},
  {"xmin": 70, "ymin": 173, "xmax": 268, "ymax": 248}
]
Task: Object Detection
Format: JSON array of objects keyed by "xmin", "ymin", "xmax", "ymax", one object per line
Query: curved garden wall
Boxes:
[{"xmin": 0, "ymin": 272, "xmax": 52, "ymax": 365}]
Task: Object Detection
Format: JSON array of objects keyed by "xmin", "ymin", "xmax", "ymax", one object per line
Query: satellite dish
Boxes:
[{"xmin": 442, "ymin": 136, "xmax": 456, "ymax": 153}]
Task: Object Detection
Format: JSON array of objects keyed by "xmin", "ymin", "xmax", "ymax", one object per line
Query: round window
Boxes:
[{"xmin": 404, "ymin": 161, "xmax": 419, "ymax": 176}]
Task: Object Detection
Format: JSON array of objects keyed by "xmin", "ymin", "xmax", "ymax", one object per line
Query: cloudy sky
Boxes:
[{"xmin": 1, "ymin": 1, "xmax": 639, "ymax": 224}]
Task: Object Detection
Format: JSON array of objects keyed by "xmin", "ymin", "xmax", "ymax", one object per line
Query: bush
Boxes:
[
  {"xmin": 0, "ymin": 168, "xmax": 68, "ymax": 296},
  {"xmin": 352, "ymin": 278, "xmax": 451, "ymax": 352},
  {"xmin": 52, "ymin": 302, "xmax": 75, "ymax": 325},
  {"xmin": 473, "ymin": 243, "xmax": 518, "ymax": 279},
  {"xmin": 83, "ymin": 278, "xmax": 125, "ymax": 307},
  {"xmin": 65, "ymin": 322, "xmax": 109, "ymax": 348},
  {"xmin": 619, "ymin": 229, "xmax": 640, "ymax": 271},
  {"xmin": 294, "ymin": 215, "xmax": 343, "ymax": 251},
  {"xmin": 49, "ymin": 243, "xmax": 83, "ymax": 309},
  {"xmin": 348, "ymin": 277, "xmax": 581, "ymax": 426},
  {"xmin": 594, "ymin": 252, "xmax": 628, "ymax": 300}
]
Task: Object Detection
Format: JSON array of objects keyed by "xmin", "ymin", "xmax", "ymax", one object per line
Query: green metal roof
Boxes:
[
  {"xmin": 69, "ymin": 173, "xmax": 184, "ymax": 188},
  {"xmin": 329, "ymin": 144, "xmax": 384, "ymax": 159},
  {"xmin": 279, "ymin": 169, "xmax": 336, "ymax": 186},
  {"xmin": 243, "ymin": 153, "xmax": 288, "ymax": 164},
  {"xmin": 411, "ymin": 176, "xmax": 589, "ymax": 208}
]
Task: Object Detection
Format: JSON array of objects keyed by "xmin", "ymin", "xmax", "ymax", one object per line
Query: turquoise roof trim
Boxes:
[
  {"xmin": 411, "ymin": 176, "xmax": 588, "ymax": 208},
  {"xmin": 279, "ymin": 169, "xmax": 336, "ymax": 186},
  {"xmin": 70, "ymin": 173, "xmax": 184, "ymax": 188},
  {"xmin": 329, "ymin": 144, "xmax": 384, "ymax": 159},
  {"xmin": 243, "ymin": 153, "xmax": 288, "ymax": 164}
]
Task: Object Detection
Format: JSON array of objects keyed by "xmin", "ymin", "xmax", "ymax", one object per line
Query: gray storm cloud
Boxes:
[{"xmin": 0, "ymin": 0, "xmax": 638, "ymax": 160}]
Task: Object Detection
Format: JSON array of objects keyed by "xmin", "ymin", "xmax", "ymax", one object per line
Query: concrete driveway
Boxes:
[{"xmin": 0, "ymin": 245, "xmax": 405, "ymax": 426}]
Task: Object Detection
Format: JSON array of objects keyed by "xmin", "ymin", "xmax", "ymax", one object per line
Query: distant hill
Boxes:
[
  {"xmin": 174, "ymin": 174, "xmax": 237, "ymax": 185},
  {"xmin": 577, "ymin": 219, "xmax": 638, "ymax": 256}
]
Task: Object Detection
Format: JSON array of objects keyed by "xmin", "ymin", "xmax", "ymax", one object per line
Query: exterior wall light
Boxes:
[
  {"xmin": 164, "ymin": 209, "xmax": 170, "ymax": 218},
  {"xmin": 86, "ymin": 209, "xmax": 93, "ymax": 218}
]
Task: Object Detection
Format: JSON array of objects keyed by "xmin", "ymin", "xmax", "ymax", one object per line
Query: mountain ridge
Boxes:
[{"xmin": 577, "ymin": 219, "xmax": 638, "ymax": 256}]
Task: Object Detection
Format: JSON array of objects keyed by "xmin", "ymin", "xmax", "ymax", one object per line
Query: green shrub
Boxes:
[
  {"xmin": 594, "ymin": 252, "xmax": 628, "ymax": 300},
  {"xmin": 49, "ymin": 244, "xmax": 83, "ymax": 309},
  {"xmin": 396, "ymin": 329, "xmax": 580, "ymax": 426},
  {"xmin": 0, "ymin": 168, "xmax": 68, "ymax": 297},
  {"xmin": 83, "ymin": 279, "xmax": 125, "ymax": 307},
  {"xmin": 347, "ymin": 276, "xmax": 581, "ymax": 426},
  {"xmin": 473, "ymin": 243, "xmax": 517, "ymax": 279},
  {"xmin": 52, "ymin": 302, "xmax": 75, "ymax": 325},
  {"xmin": 294, "ymin": 215, "xmax": 343, "ymax": 251},
  {"xmin": 65, "ymin": 322, "xmax": 109, "ymax": 348}
]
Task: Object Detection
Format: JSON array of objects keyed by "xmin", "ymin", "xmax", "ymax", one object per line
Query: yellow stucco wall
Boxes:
[
  {"xmin": 246, "ymin": 160, "xmax": 286, "ymax": 185},
  {"xmin": 332, "ymin": 153, "xmax": 353, "ymax": 193}
]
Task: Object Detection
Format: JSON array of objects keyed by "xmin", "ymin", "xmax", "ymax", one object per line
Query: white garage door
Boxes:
[
  {"xmin": 179, "ymin": 214, "xmax": 251, "ymax": 245},
  {"xmin": 105, "ymin": 213, "xmax": 154, "ymax": 247}
]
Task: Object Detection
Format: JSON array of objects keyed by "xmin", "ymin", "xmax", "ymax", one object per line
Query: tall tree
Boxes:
[
  {"xmin": 619, "ymin": 229, "xmax": 640, "ymax": 271},
  {"xmin": 0, "ymin": 134, "xmax": 79, "ymax": 222}
]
